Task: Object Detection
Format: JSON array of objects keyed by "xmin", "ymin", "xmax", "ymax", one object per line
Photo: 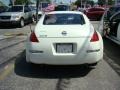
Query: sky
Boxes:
[
  {"xmin": 53, "ymin": 0, "xmax": 98, "ymax": 4},
  {"xmin": 0, "ymin": 0, "xmax": 98, "ymax": 6}
]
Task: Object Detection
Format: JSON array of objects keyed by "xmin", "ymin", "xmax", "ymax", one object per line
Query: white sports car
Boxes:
[{"xmin": 26, "ymin": 11, "xmax": 103, "ymax": 66}]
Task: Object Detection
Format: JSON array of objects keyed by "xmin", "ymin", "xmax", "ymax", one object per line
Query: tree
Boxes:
[
  {"xmin": 0, "ymin": 1, "xmax": 8, "ymax": 13},
  {"xmin": 98, "ymin": 0, "xmax": 105, "ymax": 6},
  {"xmin": 15, "ymin": 0, "xmax": 50, "ymax": 5},
  {"xmin": 108, "ymin": 0, "xmax": 115, "ymax": 5},
  {"xmin": 74, "ymin": 0, "xmax": 95, "ymax": 7},
  {"xmin": 98, "ymin": 0, "xmax": 115, "ymax": 5},
  {"xmin": 86, "ymin": 0, "xmax": 95, "ymax": 7},
  {"xmin": 75, "ymin": 0, "xmax": 86, "ymax": 7},
  {"xmin": 15, "ymin": 0, "xmax": 30, "ymax": 5},
  {"xmin": 0, "ymin": 1, "xmax": 6, "ymax": 6},
  {"xmin": 75, "ymin": 0, "xmax": 80, "ymax": 7},
  {"xmin": 37, "ymin": 0, "xmax": 50, "ymax": 3}
]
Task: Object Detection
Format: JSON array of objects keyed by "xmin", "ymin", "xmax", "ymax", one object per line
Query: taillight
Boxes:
[
  {"xmin": 30, "ymin": 32, "xmax": 39, "ymax": 42},
  {"xmin": 90, "ymin": 31, "xmax": 99, "ymax": 42}
]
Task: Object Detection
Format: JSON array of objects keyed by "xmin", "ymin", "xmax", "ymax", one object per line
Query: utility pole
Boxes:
[
  {"xmin": 105, "ymin": 0, "xmax": 108, "ymax": 9},
  {"xmin": 115, "ymin": 0, "xmax": 117, "ymax": 5},
  {"xmin": 106, "ymin": 0, "xmax": 108, "ymax": 5},
  {"xmin": 70, "ymin": 0, "xmax": 71, "ymax": 4},
  {"xmin": 36, "ymin": 0, "xmax": 39, "ymax": 23},
  {"xmin": 81, "ymin": 0, "xmax": 82, "ymax": 8}
]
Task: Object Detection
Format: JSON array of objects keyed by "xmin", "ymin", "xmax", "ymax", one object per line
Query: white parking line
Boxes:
[{"xmin": 0, "ymin": 35, "xmax": 13, "ymax": 40}]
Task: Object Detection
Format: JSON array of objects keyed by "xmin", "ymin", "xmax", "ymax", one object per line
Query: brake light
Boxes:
[
  {"xmin": 30, "ymin": 32, "xmax": 39, "ymax": 42},
  {"xmin": 90, "ymin": 31, "xmax": 99, "ymax": 42}
]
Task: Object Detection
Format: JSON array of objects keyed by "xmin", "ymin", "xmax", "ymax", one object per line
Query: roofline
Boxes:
[{"xmin": 44, "ymin": 11, "xmax": 84, "ymax": 16}]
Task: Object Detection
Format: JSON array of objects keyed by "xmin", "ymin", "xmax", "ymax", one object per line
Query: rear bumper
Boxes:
[{"xmin": 26, "ymin": 51, "xmax": 102, "ymax": 65}]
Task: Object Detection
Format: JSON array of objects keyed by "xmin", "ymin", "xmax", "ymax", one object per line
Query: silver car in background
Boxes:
[{"xmin": 0, "ymin": 5, "xmax": 33, "ymax": 27}]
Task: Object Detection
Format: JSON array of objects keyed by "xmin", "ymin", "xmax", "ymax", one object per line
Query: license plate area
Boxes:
[{"xmin": 56, "ymin": 43, "xmax": 73, "ymax": 53}]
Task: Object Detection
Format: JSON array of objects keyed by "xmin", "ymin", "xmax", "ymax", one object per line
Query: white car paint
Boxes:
[{"xmin": 26, "ymin": 11, "xmax": 103, "ymax": 65}]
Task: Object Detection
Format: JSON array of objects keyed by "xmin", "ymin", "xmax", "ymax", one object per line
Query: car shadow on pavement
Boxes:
[
  {"xmin": 103, "ymin": 37, "xmax": 120, "ymax": 65},
  {"xmin": 0, "ymin": 25, "xmax": 20, "ymax": 29},
  {"xmin": 14, "ymin": 50, "xmax": 93, "ymax": 79},
  {"xmin": 103, "ymin": 38, "xmax": 120, "ymax": 75}
]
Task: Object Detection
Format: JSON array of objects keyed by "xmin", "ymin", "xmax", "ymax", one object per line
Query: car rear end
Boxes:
[
  {"xmin": 85, "ymin": 8, "xmax": 105, "ymax": 21},
  {"xmin": 26, "ymin": 11, "xmax": 103, "ymax": 65}
]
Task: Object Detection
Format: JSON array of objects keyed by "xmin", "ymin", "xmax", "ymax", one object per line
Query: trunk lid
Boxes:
[{"xmin": 35, "ymin": 25, "xmax": 92, "ymax": 38}]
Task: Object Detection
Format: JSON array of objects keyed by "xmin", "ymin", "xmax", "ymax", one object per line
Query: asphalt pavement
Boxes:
[
  {"xmin": 0, "ymin": 54, "xmax": 119, "ymax": 90},
  {"xmin": 0, "ymin": 21, "xmax": 119, "ymax": 90},
  {"xmin": 0, "ymin": 24, "xmax": 34, "ymax": 36}
]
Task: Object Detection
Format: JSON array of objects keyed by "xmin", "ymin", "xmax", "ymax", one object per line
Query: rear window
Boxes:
[{"xmin": 43, "ymin": 14, "xmax": 85, "ymax": 25}]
